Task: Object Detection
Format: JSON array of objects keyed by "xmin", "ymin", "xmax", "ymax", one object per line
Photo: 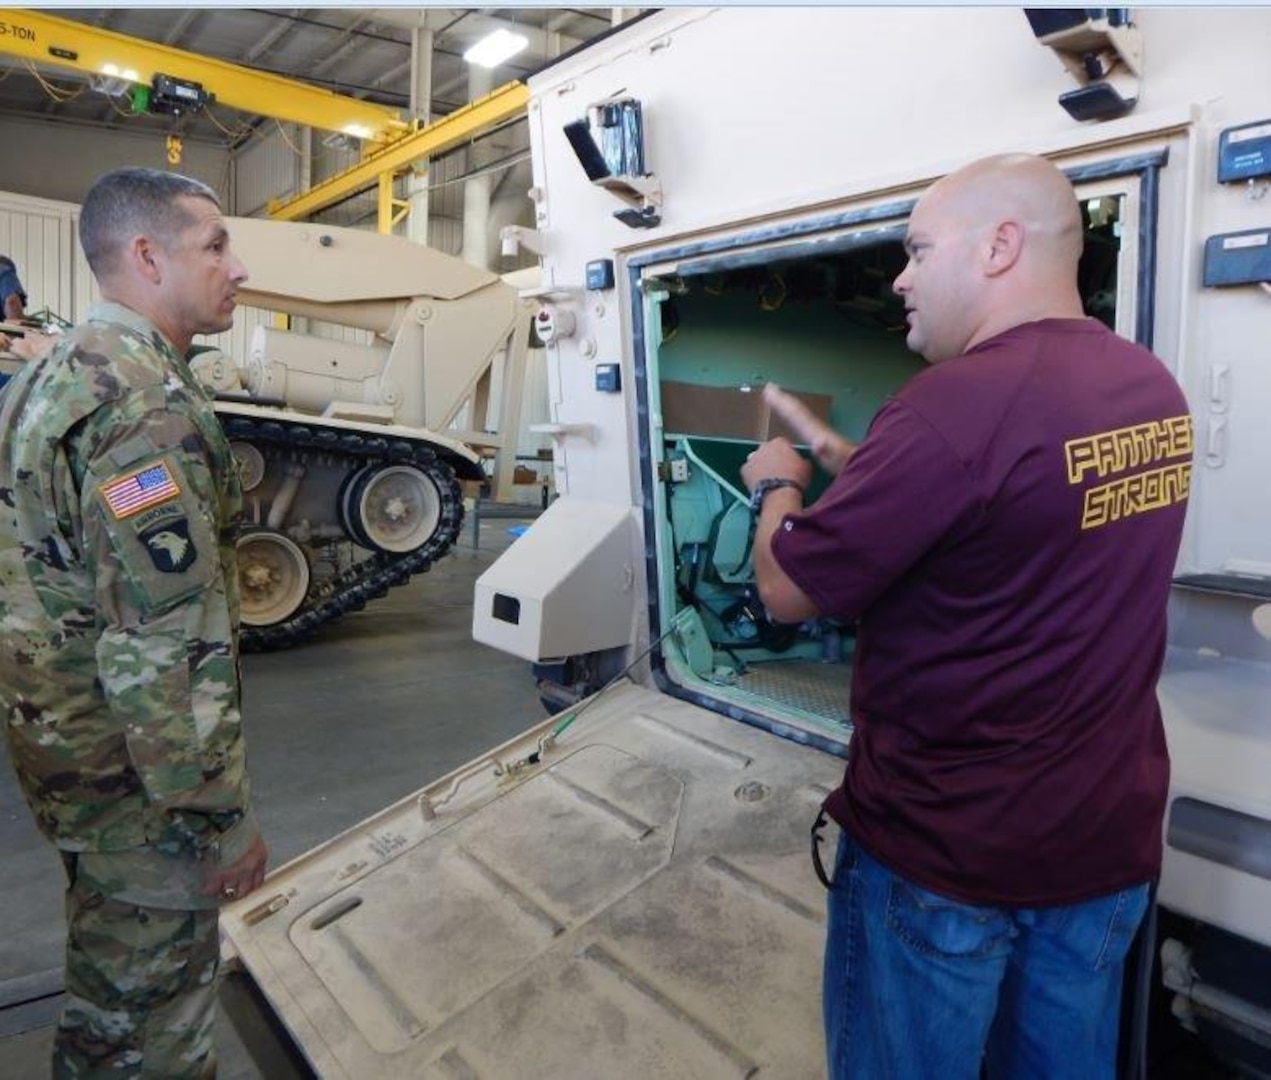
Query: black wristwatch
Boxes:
[{"xmin": 748, "ymin": 477, "xmax": 804, "ymax": 513}]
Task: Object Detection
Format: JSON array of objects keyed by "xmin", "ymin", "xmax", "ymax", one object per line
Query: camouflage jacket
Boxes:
[{"xmin": 0, "ymin": 302, "xmax": 258, "ymax": 903}]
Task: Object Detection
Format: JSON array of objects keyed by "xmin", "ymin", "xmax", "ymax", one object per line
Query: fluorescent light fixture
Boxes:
[
  {"xmin": 464, "ymin": 28, "xmax": 528, "ymax": 69},
  {"xmin": 102, "ymin": 64, "xmax": 139, "ymax": 82},
  {"xmin": 342, "ymin": 124, "xmax": 373, "ymax": 140}
]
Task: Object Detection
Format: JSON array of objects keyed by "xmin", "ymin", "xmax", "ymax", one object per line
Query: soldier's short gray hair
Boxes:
[{"xmin": 80, "ymin": 168, "xmax": 221, "ymax": 278}]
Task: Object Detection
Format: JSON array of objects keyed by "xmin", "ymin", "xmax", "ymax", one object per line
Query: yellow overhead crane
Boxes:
[
  {"xmin": 268, "ymin": 82, "xmax": 530, "ymax": 226},
  {"xmin": 0, "ymin": 9, "xmax": 407, "ymax": 142},
  {"xmin": 0, "ymin": 10, "xmax": 530, "ymax": 228}
]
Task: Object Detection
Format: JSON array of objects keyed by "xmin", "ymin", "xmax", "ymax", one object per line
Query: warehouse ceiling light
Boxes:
[
  {"xmin": 101, "ymin": 63, "xmax": 140, "ymax": 82},
  {"xmin": 463, "ymin": 28, "xmax": 528, "ymax": 69}
]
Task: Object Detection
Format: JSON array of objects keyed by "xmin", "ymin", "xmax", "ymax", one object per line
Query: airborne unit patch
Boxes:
[
  {"xmin": 98, "ymin": 462, "xmax": 181, "ymax": 519},
  {"xmin": 138, "ymin": 518, "xmax": 197, "ymax": 573}
]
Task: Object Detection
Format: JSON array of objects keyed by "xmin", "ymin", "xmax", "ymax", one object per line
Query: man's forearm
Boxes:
[{"xmin": 752, "ymin": 488, "xmax": 820, "ymax": 623}]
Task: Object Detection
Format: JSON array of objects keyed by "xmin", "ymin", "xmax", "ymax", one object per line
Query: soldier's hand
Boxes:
[
  {"xmin": 202, "ymin": 833, "xmax": 269, "ymax": 905},
  {"xmin": 10, "ymin": 330, "xmax": 57, "ymax": 360},
  {"xmin": 763, "ymin": 383, "xmax": 856, "ymax": 477}
]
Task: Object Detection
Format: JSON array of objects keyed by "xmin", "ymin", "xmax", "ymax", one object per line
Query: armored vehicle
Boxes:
[
  {"xmin": 222, "ymin": 9, "xmax": 1271, "ymax": 1075},
  {"xmin": 209, "ymin": 218, "xmax": 536, "ymax": 649}
]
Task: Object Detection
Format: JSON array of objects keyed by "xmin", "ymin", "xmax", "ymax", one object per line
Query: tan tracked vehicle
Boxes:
[{"xmin": 204, "ymin": 218, "xmax": 536, "ymax": 649}]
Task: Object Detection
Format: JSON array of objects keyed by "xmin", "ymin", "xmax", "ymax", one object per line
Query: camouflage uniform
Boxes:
[{"xmin": 0, "ymin": 301, "xmax": 258, "ymax": 1077}]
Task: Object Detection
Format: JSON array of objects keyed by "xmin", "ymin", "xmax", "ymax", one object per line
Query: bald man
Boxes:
[{"xmin": 742, "ymin": 154, "xmax": 1190, "ymax": 1079}]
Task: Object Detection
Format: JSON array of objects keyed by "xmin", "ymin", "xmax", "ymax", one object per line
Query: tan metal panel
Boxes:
[
  {"xmin": 306, "ymin": 320, "xmax": 372, "ymax": 347},
  {"xmin": 222, "ymin": 682, "xmax": 838, "ymax": 1078},
  {"xmin": 228, "ymin": 216, "xmax": 497, "ymax": 307},
  {"xmin": 197, "ymin": 304, "xmax": 273, "ymax": 370}
]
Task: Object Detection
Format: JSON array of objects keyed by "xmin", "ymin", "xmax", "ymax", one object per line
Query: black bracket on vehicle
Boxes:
[{"xmin": 563, "ymin": 95, "xmax": 663, "ymax": 230}]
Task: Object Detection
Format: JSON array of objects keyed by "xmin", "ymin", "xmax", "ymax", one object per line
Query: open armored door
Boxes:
[{"xmin": 221, "ymin": 682, "xmax": 840, "ymax": 1077}]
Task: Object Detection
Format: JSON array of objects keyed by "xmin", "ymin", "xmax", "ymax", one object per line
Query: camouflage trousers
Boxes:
[{"xmin": 55, "ymin": 854, "xmax": 220, "ymax": 1079}]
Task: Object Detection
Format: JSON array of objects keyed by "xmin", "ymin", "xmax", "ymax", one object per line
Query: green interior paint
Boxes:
[{"xmin": 658, "ymin": 288, "xmax": 925, "ymax": 441}]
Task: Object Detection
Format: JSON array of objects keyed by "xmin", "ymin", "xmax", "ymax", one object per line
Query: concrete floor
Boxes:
[{"xmin": 0, "ymin": 517, "xmax": 544, "ymax": 1078}]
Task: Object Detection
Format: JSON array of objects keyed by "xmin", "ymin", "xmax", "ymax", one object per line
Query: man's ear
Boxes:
[
  {"xmin": 128, "ymin": 235, "xmax": 163, "ymax": 285},
  {"xmin": 984, "ymin": 220, "xmax": 1024, "ymax": 278}
]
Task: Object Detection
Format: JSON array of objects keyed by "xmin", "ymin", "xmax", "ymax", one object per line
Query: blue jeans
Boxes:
[{"xmin": 823, "ymin": 831, "xmax": 1149, "ymax": 1080}]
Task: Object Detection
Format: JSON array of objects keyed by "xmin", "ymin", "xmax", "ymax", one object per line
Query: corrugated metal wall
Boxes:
[
  {"xmin": 0, "ymin": 190, "xmax": 102, "ymax": 325},
  {"xmin": 426, "ymin": 150, "xmax": 467, "ymax": 256},
  {"xmin": 234, "ymin": 125, "xmax": 304, "ymax": 218},
  {"xmin": 0, "ymin": 191, "xmax": 81, "ymax": 322}
]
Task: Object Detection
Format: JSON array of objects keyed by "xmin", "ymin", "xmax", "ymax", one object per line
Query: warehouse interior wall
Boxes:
[
  {"xmin": 0, "ymin": 112, "xmax": 535, "ymax": 262},
  {"xmin": 237, "ymin": 123, "xmax": 537, "ymax": 264},
  {"xmin": 0, "ymin": 115, "xmax": 231, "ymax": 207}
]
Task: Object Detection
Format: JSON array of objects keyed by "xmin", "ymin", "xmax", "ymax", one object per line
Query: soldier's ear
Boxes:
[{"xmin": 129, "ymin": 235, "xmax": 163, "ymax": 285}]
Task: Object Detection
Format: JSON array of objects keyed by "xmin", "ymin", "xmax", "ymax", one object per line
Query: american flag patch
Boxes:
[{"xmin": 98, "ymin": 462, "xmax": 181, "ymax": 519}]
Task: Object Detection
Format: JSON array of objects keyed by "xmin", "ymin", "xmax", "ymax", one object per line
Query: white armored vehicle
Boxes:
[{"xmin": 222, "ymin": 9, "xmax": 1271, "ymax": 1075}]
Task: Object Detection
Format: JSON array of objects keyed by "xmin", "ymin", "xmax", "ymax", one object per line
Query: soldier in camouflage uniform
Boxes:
[{"xmin": 0, "ymin": 168, "xmax": 267, "ymax": 1077}]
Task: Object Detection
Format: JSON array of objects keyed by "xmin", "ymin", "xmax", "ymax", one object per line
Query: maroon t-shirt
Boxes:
[{"xmin": 772, "ymin": 319, "xmax": 1191, "ymax": 906}]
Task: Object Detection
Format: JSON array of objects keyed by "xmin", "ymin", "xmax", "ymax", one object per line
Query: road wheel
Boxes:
[
  {"xmin": 237, "ymin": 529, "xmax": 311, "ymax": 626},
  {"xmin": 343, "ymin": 464, "xmax": 443, "ymax": 554}
]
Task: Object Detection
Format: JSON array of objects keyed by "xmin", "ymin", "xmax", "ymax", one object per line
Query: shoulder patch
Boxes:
[
  {"xmin": 108, "ymin": 434, "xmax": 167, "ymax": 471},
  {"xmin": 138, "ymin": 518, "xmax": 198, "ymax": 573},
  {"xmin": 98, "ymin": 461, "xmax": 181, "ymax": 519}
]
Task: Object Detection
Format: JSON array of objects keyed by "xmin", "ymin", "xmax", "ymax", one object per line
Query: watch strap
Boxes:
[{"xmin": 749, "ymin": 477, "xmax": 804, "ymax": 513}]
